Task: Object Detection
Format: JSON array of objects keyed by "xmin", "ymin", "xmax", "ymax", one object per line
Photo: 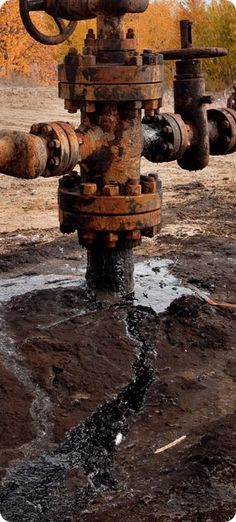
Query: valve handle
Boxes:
[
  {"xmin": 19, "ymin": 0, "xmax": 77, "ymax": 45},
  {"xmin": 161, "ymin": 47, "xmax": 227, "ymax": 61},
  {"xmin": 161, "ymin": 19, "xmax": 227, "ymax": 61}
]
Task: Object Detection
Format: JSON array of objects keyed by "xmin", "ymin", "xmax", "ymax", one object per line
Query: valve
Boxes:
[
  {"xmin": 1, "ymin": 8, "xmax": 235, "ymax": 294},
  {"xmin": 19, "ymin": 0, "xmax": 77, "ymax": 45},
  {"xmin": 159, "ymin": 20, "xmax": 228, "ymax": 171},
  {"xmin": 161, "ymin": 19, "xmax": 227, "ymax": 61}
]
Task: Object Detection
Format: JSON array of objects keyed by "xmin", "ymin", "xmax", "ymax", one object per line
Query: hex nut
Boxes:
[
  {"xmin": 81, "ymin": 183, "xmax": 97, "ymax": 195},
  {"xmin": 102, "ymin": 185, "xmax": 119, "ymax": 196},
  {"xmin": 105, "ymin": 233, "xmax": 119, "ymax": 248},
  {"xmin": 141, "ymin": 179, "xmax": 157, "ymax": 193},
  {"xmin": 125, "ymin": 230, "xmax": 141, "ymax": 240},
  {"xmin": 126, "ymin": 183, "xmax": 142, "ymax": 196}
]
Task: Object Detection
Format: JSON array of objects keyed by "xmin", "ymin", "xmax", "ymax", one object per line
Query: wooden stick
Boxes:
[
  {"xmin": 189, "ymin": 285, "xmax": 236, "ymax": 310},
  {"xmin": 154, "ymin": 435, "xmax": 186, "ymax": 454}
]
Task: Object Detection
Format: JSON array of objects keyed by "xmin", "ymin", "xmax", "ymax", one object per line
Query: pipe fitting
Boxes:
[{"xmin": 0, "ymin": 130, "xmax": 48, "ymax": 179}]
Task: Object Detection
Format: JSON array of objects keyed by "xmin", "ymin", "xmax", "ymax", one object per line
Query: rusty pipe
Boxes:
[
  {"xmin": 0, "ymin": 124, "xmax": 107, "ymax": 180},
  {"xmin": 142, "ymin": 107, "xmax": 236, "ymax": 165},
  {"xmin": 46, "ymin": 0, "xmax": 149, "ymax": 21},
  {"xmin": 0, "ymin": 130, "xmax": 48, "ymax": 179}
]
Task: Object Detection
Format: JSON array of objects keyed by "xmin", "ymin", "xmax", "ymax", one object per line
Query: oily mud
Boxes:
[
  {"xmin": 0, "ymin": 278, "xmax": 235, "ymax": 521},
  {"xmin": 0, "ymin": 85, "xmax": 235, "ymax": 521}
]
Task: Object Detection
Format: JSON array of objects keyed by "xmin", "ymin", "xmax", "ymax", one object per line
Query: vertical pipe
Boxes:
[{"xmin": 86, "ymin": 248, "xmax": 134, "ymax": 294}]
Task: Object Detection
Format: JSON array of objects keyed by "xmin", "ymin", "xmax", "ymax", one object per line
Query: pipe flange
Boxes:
[
  {"xmin": 208, "ymin": 108, "xmax": 236, "ymax": 155},
  {"xmin": 30, "ymin": 121, "xmax": 80, "ymax": 176},
  {"xmin": 58, "ymin": 172, "xmax": 162, "ymax": 247},
  {"xmin": 142, "ymin": 113, "xmax": 189, "ymax": 163}
]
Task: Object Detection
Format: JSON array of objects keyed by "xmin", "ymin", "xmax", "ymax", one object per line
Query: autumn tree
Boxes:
[
  {"xmin": 0, "ymin": 0, "xmax": 57, "ymax": 83},
  {"xmin": 179, "ymin": 0, "xmax": 236, "ymax": 88},
  {"xmin": 0, "ymin": 0, "xmax": 235, "ymax": 89}
]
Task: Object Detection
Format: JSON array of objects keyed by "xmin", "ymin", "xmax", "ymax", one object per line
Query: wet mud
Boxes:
[{"xmin": 0, "ymin": 264, "xmax": 235, "ymax": 521}]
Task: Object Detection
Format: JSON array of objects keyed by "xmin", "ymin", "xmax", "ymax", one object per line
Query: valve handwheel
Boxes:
[
  {"xmin": 19, "ymin": 0, "xmax": 77, "ymax": 45},
  {"xmin": 161, "ymin": 19, "xmax": 227, "ymax": 61}
]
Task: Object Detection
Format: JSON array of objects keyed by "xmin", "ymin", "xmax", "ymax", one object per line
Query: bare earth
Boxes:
[{"xmin": 0, "ymin": 85, "xmax": 235, "ymax": 521}]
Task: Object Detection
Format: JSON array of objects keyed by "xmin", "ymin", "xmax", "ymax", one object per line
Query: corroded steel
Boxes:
[
  {"xmin": 60, "ymin": 209, "xmax": 161, "ymax": 233},
  {"xmin": 19, "ymin": 0, "xmax": 149, "ymax": 45},
  {"xmin": 20, "ymin": 0, "xmax": 77, "ymax": 45},
  {"xmin": 162, "ymin": 47, "xmax": 227, "ymax": 61},
  {"xmin": 0, "ymin": 7, "xmax": 236, "ymax": 292},
  {"xmin": 0, "ymin": 130, "xmax": 48, "ymax": 178},
  {"xmin": 59, "ymin": 186, "xmax": 161, "ymax": 215},
  {"xmin": 30, "ymin": 121, "xmax": 80, "ymax": 177},
  {"xmin": 59, "ymin": 81, "xmax": 163, "ymax": 102},
  {"xmin": 58, "ymin": 63, "xmax": 164, "ymax": 85},
  {"xmin": 162, "ymin": 19, "xmax": 227, "ymax": 61},
  {"xmin": 142, "ymin": 113, "xmax": 191, "ymax": 163},
  {"xmin": 208, "ymin": 108, "xmax": 236, "ymax": 155},
  {"xmin": 227, "ymin": 83, "xmax": 236, "ymax": 111}
]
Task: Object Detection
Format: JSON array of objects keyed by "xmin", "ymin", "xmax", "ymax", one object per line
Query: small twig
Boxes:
[
  {"xmin": 200, "ymin": 294, "xmax": 236, "ymax": 310},
  {"xmin": 154, "ymin": 435, "xmax": 186, "ymax": 454},
  {"xmin": 188, "ymin": 285, "xmax": 236, "ymax": 311}
]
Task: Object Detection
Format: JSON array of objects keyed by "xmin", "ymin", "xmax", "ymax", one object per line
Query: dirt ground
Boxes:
[{"xmin": 0, "ymin": 85, "xmax": 235, "ymax": 521}]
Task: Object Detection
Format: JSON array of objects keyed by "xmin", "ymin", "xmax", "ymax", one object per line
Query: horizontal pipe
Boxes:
[
  {"xmin": 0, "ymin": 105, "xmax": 235, "ymax": 180},
  {"xmin": 0, "ymin": 131, "xmax": 48, "ymax": 179},
  {"xmin": 142, "ymin": 108, "xmax": 236, "ymax": 167},
  {"xmin": 46, "ymin": 0, "xmax": 149, "ymax": 21}
]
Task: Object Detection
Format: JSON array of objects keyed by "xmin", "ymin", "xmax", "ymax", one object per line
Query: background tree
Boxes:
[{"xmin": 0, "ymin": 0, "xmax": 235, "ymax": 89}]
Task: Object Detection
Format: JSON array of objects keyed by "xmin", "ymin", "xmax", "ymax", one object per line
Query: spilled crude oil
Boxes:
[
  {"xmin": 0, "ymin": 307, "xmax": 155, "ymax": 521},
  {"xmin": 0, "ymin": 258, "xmax": 235, "ymax": 521},
  {"xmin": 0, "ymin": 259, "xmax": 191, "ymax": 520}
]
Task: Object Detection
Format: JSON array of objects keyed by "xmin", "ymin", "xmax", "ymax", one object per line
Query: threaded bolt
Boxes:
[
  {"xmin": 30, "ymin": 123, "xmax": 40, "ymax": 134},
  {"xmin": 126, "ymin": 28, "xmax": 135, "ymax": 39},
  {"xmin": 49, "ymin": 157, "xmax": 60, "ymax": 167},
  {"xmin": 221, "ymin": 120, "xmax": 230, "ymax": 129}
]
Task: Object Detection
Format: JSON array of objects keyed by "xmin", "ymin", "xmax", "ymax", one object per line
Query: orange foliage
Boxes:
[
  {"xmin": 0, "ymin": 0, "xmax": 57, "ymax": 83},
  {"xmin": 0, "ymin": 0, "xmax": 235, "ymax": 88},
  {"xmin": 125, "ymin": 2, "xmax": 179, "ymax": 52}
]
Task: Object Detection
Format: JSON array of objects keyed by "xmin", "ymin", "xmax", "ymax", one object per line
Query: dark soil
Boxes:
[{"xmin": 0, "ymin": 284, "xmax": 235, "ymax": 521}]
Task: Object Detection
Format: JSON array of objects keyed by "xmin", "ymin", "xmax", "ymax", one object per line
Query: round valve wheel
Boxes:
[{"xmin": 19, "ymin": 0, "xmax": 77, "ymax": 45}]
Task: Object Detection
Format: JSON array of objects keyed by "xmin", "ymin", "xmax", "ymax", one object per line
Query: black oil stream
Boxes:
[{"xmin": 0, "ymin": 304, "xmax": 156, "ymax": 522}]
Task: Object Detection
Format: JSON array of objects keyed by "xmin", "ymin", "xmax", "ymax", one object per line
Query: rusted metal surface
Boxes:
[
  {"xmin": 60, "ymin": 209, "xmax": 161, "ymax": 233},
  {"xmin": 59, "ymin": 186, "xmax": 161, "ymax": 215},
  {"xmin": 79, "ymin": 102, "xmax": 143, "ymax": 186},
  {"xmin": 227, "ymin": 83, "xmax": 236, "ymax": 111},
  {"xmin": 59, "ymin": 82, "xmax": 163, "ymax": 102},
  {"xmin": 142, "ymin": 113, "xmax": 191, "ymax": 163},
  {"xmin": 20, "ymin": 0, "xmax": 78, "ymax": 45},
  {"xmin": 0, "ymin": 130, "xmax": 48, "ymax": 178},
  {"xmin": 208, "ymin": 108, "xmax": 236, "ymax": 155},
  {"xmin": 58, "ymin": 63, "xmax": 164, "ymax": 85},
  {"xmin": 30, "ymin": 121, "xmax": 80, "ymax": 176},
  {"xmin": 162, "ymin": 20, "xmax": 227, "ymax": 60},
  {"xmin": 168, "ymin": 23, "xmax": 211, "ymax": 171},
  {"xmin": 19, "ymin": 0, "xmax": 149, "ymax": 46},
  {"xmin": 1, "ymin": 7, "xmax": 236, "ymax": 292},
  {"xmin": 162, "ymin": 47, "xmax": 227, "ymax": 61}
]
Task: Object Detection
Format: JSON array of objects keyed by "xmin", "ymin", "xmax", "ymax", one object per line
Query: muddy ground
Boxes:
[{"xmin": 0, "ymin": 85, "xmax": 235, "ymax": 521}]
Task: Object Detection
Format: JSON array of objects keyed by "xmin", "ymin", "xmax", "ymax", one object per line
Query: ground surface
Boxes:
[{"xmin": 0, "ymin": 85, "xmax": 235, "ymax": 521}]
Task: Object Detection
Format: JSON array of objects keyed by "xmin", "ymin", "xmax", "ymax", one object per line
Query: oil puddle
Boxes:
[
  {"xmin": 0, "ymin": 273, "xmax": 84, "ymax": 303},
  {"xmin": 134, "ymin": 258, "xmax": 194, "ymax": 313},
  {"xmin": 0, "ymin": 258, "xmax": 196, "ymax": 312},
  {"xmin": 0, "ymin": 259, "xmax": 200, "ymax": 520}
]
